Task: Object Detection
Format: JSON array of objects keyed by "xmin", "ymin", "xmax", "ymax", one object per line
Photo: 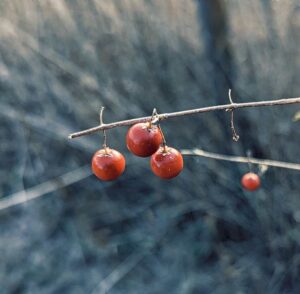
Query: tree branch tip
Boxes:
[{"xmin": 232, "ymin": 135, "xmax": 240, "ymax": 142}]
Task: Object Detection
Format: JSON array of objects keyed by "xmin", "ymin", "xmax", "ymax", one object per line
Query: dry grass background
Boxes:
[{"xmin": 0, "ymin": 0, "xmax": 299, "ymax": 293}]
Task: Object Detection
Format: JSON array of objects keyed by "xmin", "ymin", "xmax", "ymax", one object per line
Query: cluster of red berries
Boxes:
[
  {"xmin": 91, "ymin": 122, "xmax": 183, "ymax": 181},
  {"xmin": 91, "ymin": 122, "xmax": 261, "ymax": 192}
]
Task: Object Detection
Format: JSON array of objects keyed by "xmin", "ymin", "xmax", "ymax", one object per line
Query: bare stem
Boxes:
[
  {"xmin": 230, "ymin": 110, "xmax": 240, "ymax": 141},
  {"xmin": 227, "ymin": 89, "xmax": 240, "ymax": 141},
  {"xmin": 158, "ymin": 125, "xmax": 167, "ymax": 148},
  {"xmin": 228, "ymin": 89, "xmax": 233, "ymax": 104},
  {"xmin": 149, "ymin": 108, "xmax": 159, "ymax": 127},
  {"xmin": 181, "ymin": 148, "xmax": 300, "ymax": 171},
  {"xmin": 99, "ymin": 107, "xmax": 105, "ymax": 125},
  {"xmin": 68, "ymin": 96, "xmax": 300, "ymax": 139},
  {"xmin": 151, "ymin": 108, "xmax": 167, "ymax": 149},
  {"xmin": 246, "ymin": 150, "xmax": 253, "ymax": 172},
  {"xmin": 99, "ymin": 107, "xmax": 107, "ymax": 150}
]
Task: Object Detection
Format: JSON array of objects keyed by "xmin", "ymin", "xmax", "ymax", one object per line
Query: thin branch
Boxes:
[
  {"xmin": 69, "ymin": 97, "xmax": 300, "ymax": 139},
  {"xmin": 228, "ymin": 89, "xmax": 234, "ymax": 104},
  {"xmin": 150, "ymin": 108, "xmax": 160, "ymax": 126},
  {"xmin": 153, "ymin": 108, "xmax": 168, "ymax": 148},
  {"xmin": 227, "ymin": 89, "xmax": 240, "ymax": 141},
  {"xmin": 0, "ymin": 166, "xmax": 92, "ymax": 211},
  {"xmin": 181, "ymin": 148, "xmax": 300, "ymax": 171},
  {"xmin": 99, "ymin": 107, "xmax": 108, "ymax": 149},
  {"xmin": 91, "ymin": 252, "xmax": 146, "ymax": 294},
  {"xmin": 229, "ymin": 110, "xmax": 240, "ymax": 141}
]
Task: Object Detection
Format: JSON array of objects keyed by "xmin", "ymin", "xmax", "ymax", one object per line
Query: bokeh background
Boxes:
[{"xmin": 0, "ymin": 1, "xmax": 300, "ymax": 293}]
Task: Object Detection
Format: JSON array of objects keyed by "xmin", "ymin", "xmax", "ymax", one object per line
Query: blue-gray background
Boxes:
[{"xmin": 0, "ymin": 1, "xmax": 299, "ymax": 293}]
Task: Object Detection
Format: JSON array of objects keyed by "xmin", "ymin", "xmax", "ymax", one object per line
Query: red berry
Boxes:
[
  {"xmin": 241, "ymin": 172, "xmax": 261, "ymax": 191},
  {"xmin": 126, "ymin": 123, "xmax": 163, "ymax": 157},
  {"xmin": 150, "ymin": 146, "xmax": 184, "ymax": 179},
  {"xmin": 92, "ymin": 148, "xmax": 125, "ymax": 181}
]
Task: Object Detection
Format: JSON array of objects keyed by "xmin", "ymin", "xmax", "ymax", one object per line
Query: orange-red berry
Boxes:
[
  {"xmin": 126, "ymin": 123, "xmax": 163, "ymax": 157},
  {"xmin": 241, "ymin": 172, "xmax": 261, "ymax": 191},
  {"xmin": 150, "ymin": 146, "xmax": 183, "ymax": 179},
  {"xmin": 92, "ymin": 148, "xmax": 125, "ymax": 181}
]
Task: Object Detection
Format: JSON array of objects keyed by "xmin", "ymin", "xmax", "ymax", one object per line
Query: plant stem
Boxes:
[
  {"xmin": 181, "ymin": 148, "xmax": 300, "ymax": 171},
  {"xmin": 69, "ymin": 96, "xmax": 300, "ymax": 139}
]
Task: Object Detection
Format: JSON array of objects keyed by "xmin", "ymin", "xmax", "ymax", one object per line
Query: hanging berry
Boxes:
[
  {"xmin": 92, "ymin": 148, "xmax": 125, "ymax": 181},
  {"xmin": 151, "ymin": 146, "xmax": 184, "ymax": 179},
  {"xmin": 91, "ymin": 107, "xmax": 125, "ymax": 181},
  {"xmin": 126, "ymin": 122, "xmax": 163, "ymax": 157},
  {"xmin": 241, "ymin": 172, "xmax": 261, "ymax": 191}
]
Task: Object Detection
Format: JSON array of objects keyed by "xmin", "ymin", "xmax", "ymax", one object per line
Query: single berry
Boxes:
[
  {"xmin": 150, "ymin": 146, "xmax": 184, "ymax": 179},
  {"xmin": 241, "ymin": 172, "xmax": 261, "ymax": 191},
  {"xmin": 92, "ymin": 148, "xmax": 125, "ymax": 181},
  {"xmin": 126, "ymin": 123, "xmax": 163, "ymax": 157}
]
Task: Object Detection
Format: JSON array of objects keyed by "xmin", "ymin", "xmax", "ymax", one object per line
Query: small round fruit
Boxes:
[
  {"xmin": 241, "ymin": 172, "xmax": 261, "ymax": 191},
  {"xmin": 126, "ymin": 123, "xmax": 163, "ymax": 157},
  {"xmin": 92, "ymin": 148, "xmax": 125, "ymax": 181},
  {"xmin": 150, "ymin": 146, "xmax": 184, "ymax": 179}
]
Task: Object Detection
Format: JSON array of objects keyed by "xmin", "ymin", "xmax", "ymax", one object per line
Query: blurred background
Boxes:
[{"xmin": 0, "ymin": 0, "xmax": 300, "ymax": 293}]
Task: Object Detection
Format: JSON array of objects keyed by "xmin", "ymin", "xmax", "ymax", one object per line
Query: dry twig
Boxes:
[
  {"xmin": 226, "ymin": 89, "xmax": 240, "ymax": 141},
  {"xmin": 0, "ymin": 165, "xmax": 92, "ymax": 211},
  {"xmin": 69, "ymin": 97, "xmax": 300, "ymax": 139},
  {"xmin": 181, "ymin": 149, "xmax": 300, "ymax": 171}
]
